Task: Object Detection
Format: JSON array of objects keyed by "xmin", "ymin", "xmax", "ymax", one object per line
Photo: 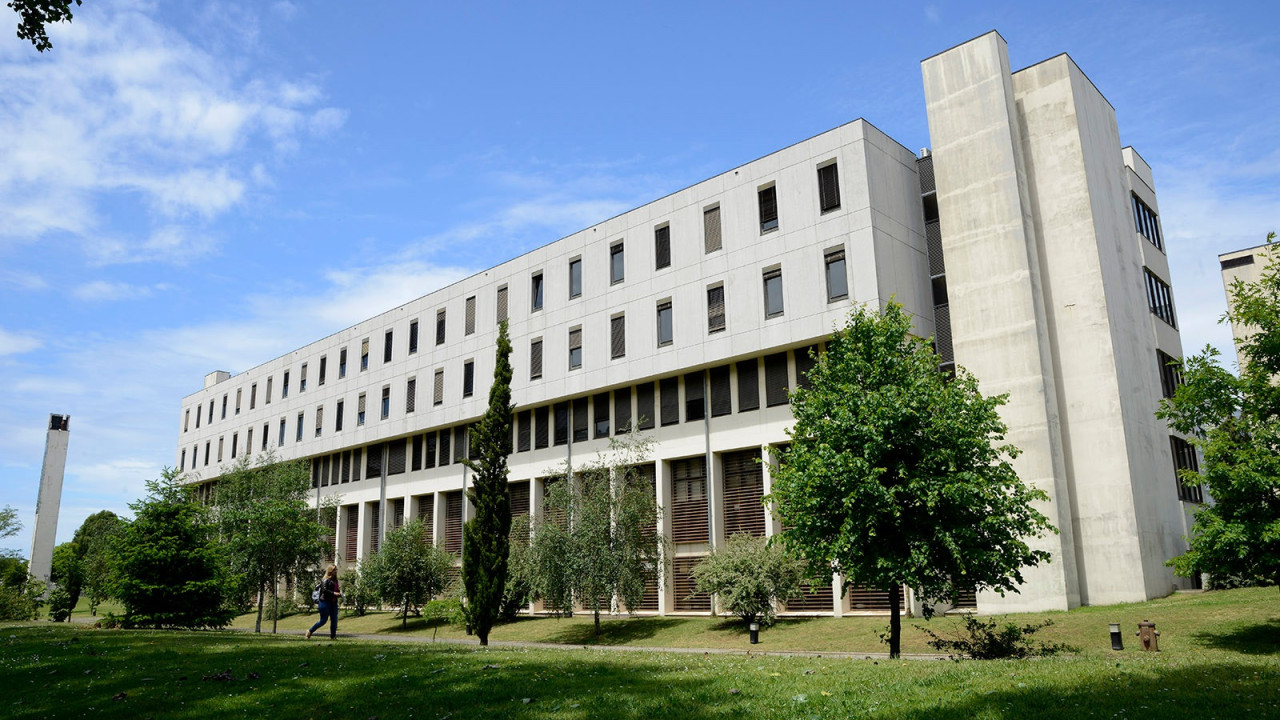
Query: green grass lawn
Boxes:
[{"xmin": 8, "ymin": 587, "xmax": 1278, "ymax": 719}]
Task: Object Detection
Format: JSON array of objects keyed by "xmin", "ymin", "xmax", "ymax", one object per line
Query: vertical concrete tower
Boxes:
[{"xmin": 28, "ymin": 414, "xmax": 70, "ymax": 585}]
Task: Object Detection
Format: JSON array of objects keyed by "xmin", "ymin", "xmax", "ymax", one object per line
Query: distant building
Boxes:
[
  {"xmin": 1218, "ymin": 241, "xmax": 1275, "ymax": 368},
  {"xmin": 176, "ymin": 32, "xmax": 1197, "ymax": 616}
]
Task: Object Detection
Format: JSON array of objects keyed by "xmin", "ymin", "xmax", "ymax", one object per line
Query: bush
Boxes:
[
  {"xmin": 93, "ymin": 612, "xmax": 131, "ymax": 629},
  {"xmin": 339, "ymin": 566, "xmax": 375, "ymax": 617},
  {"xmin": 691, "ymin": 533, "xmax": 806, "ymax": 628},
  {"xmin": 918, "ymin": 615, "xmax": 1077, "ymax": 659},
  {"xmin": 264, "ymin": 596, "xmax": 302, "ymax": 621},
  {"xmin": 501, "ymin": 515, "xmax": 534, "ymax": 621},
  {"xmin": 47, "ymin": 584, "xmax": 74, "ymax": 622},
  {"xmin": 0, "ymin": 573, "xmax": 46, "ymax": 621}
]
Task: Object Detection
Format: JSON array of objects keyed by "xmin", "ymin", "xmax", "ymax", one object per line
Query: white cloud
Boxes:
[
  {"xmin": 0, "ymin": 327, "xmax": 41, "ymax": 356},
  {"xmin": 72, "ymin": 280, "xmax": 168, "ymax": 302},
  {"xmin": 0, "ymin": 270, "xmax": 47, "ymax": 290},
  {"xmin": 0, "ymin": 2, "xmax": 345, "ymax": 259}
]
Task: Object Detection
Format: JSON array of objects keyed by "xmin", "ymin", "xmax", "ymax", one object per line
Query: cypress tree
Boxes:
[{"xmin": 462, "ymin": 320, "xmax": 514, "ymax": 645}]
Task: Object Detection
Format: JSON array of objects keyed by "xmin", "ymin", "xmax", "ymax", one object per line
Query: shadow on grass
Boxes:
[
  {"xmin": 540, "ymin": 615, "xmax": 688, "ymax": 646},
  {"xmin": 1191, "ymin": 618, "xmax": 1280, "ymax": 655}
]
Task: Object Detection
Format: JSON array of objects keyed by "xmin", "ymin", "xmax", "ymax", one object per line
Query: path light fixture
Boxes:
[
  {"xmin": 1109, "ymin": 622, "xmax": 1123, "ymax": 651},
  {"xmin": 749, "ymin": 622, "xmax": 760, "ymax": 645}
]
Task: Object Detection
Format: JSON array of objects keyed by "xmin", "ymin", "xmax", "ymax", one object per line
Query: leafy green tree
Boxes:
[
  {"xmin": 0, "ymin": 505, "xmax": 19, "ymax": 541},
  {"xmin": 530, "ymin": 435, "xmax": 665, "ymax": 635},
  {"xmin": 7, "ymin": 0, "xmax": 82, "ymax": 52},
  {"xmin": 49, "ymin": 541, "xmax": 83, "ymax": 614},
  {"xmin": 338, "ymin": 564, "xmax": 374, "ymax": 617},
  {"xmin": 362, "ymin": 519, "xmax": 456, "ymax": 627},
  {"xmin": 500, "ymin": 514, "xmax": 534, "ymax": 621},
  {"xmin": 0, "ymin": 571, "xmax": 45, "ymax": 621},
  {"xmin": 461, "ymin": 319, "xmax": 514, "ymax": 646},
  {"xmin": 692, "ymin": 533, "xmax": 806, "ymax": 628},
  {"xmin": 72, "ymin": 511, "xmax": 124, "ymax": 615},
  {"xmin": 212, "ymin": 454, "xmax": 332, "ymax": 634},
  {"xmin": 767, "ymin": 303, "xmax": 1056, "ymax": 658},
  {"xmin": 110, "ymin": 470, "xmax": 234, "ymax": 629},
  {"xmin": 1159, "ymin": 233, "xmax": 1280, "ymax": 589}
]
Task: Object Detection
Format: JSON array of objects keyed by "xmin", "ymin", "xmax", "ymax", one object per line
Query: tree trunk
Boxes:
[
  {"xmin": 255, "ymin": 584, "xmax": 264, "ymax": 633},
  {"xmin": 594, "ymin": 607, "xmax": 601, "ymax": 636},
  {"xmin": 403, "ymin": 594, "xmax": 408, "ymax": 629},
  {"xmin": 888, "ymin": 585, "xmax": 902, "ymax": 659},
  {"xmin": 271, "ymin": 572, "xmax": 279, "ymax": 635}
]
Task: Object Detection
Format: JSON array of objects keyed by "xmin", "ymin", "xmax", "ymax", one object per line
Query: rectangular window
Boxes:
[
  {"xmin": 184, "ymin": 408, "xmax": 190, "ymax": 432},
  {"xmin": 463, "ymin": 360, "xmax": 475, "ymax": 397},
  {"xmin": 361, "ymin": 338, "xmax": 369, "ymax": 371},
  {"xmin": 636, "ymin": 382, "xmax": 655, "ymax": 430},
  {"xmin": 205, "ymin": 441, "xmax": 210, "ymax": 465},
  {"xmin": 685, "ymin": 371, "xmax": 705, "ymax": 422},
  {"xmin": 384, "ymin": 330, "xmax": 394, "ymax": 363},
  {"xmin": 614, "ymin": 387, "xmax": 631, "ymax": 433},
  {"xmin": 296, "ymin": 413, "xmax": 304, "ymax": 442},
  {"xmin": 380, "ymin": 386, "xmax": 390, "ymax": 420},
  {"xmin": 657, "ymin": 301, "xmax": 673, "ymax": 347},
  {"xmin": 517, "ymin": 410, "xmax": 531, "ymax": 452},
  {"xmin": 1157, "ymin": 350, "xmax": 1182, "ymax": 400},
  {"xmin": 318, "ymin": 356, "xmax": 327, "ymax": 386},
  {"xmin": 534, "ymin": 406, "xmax": 549, "ymax": 449},
  {"xmin": 709, "ymin": 364, "xmax": 732, "ymax": 417},
  {"xmin": 250, "ymin": 383, "xmax": 257, "ymax": 410},
  {"xmin": 1132, "ymin": 194, "xmax": 1163, "ymax": 251},
  {"xmin": 208, "ymin": 400, "xmax": 214, "ymax": 424},
  {"xmin": 195, "ymin": 405, "xmax": 200, "ymax": 429},
  {"xmin": 406, "ymin": 377, "xmax": 417, "ymax": 413},
  {"xmin": 572, "ymin": 396, "xmax": 588, "ymax": 443},
  {"xmin": 610, "ymin": 243, "xmax": 625, "ymax": 284},
  {"xmin": 218, "ymin": 436, "xmax": 224, "ymax": 462},
  {"xmin": 180, "ymin": 449, "xmax": 186, "ymax": 470},
  {"xmin": 425, "ymin": 432, "xmax": 438, "ymax": 469},
  {"xmin": 531, "ymin": 272, "xmax": 544, "ymax": 311},
  {"xmin": 703, "ymin": 205, "xmax": 721, "ymax": 253},
  {"xmin": 1144, "ymin": 268, "xmax": 1177, "ymax": 328},
  {"xmin": 707, "ymin": 284, "xmax": 725, "ymax": 333},
  {"xmin": 247, "ymin": 429, "xmax": 253, "ymax": 455},
  {"xmin": 357, "ymin": 393, "xmax": 366, "ymax": 426},
  {"xmin": 235, "ymin": 388, "xmax": 242, "ymax": 415},
  {"xmin": 367, "ymin": 443, "xmax": 383, "ymax": 478},
  {"xmin": 1170, "ymin": 436, "xmax": 1203, "ymax": 503},
  {"xmin": 569, "ymin": 257, "xmax": 582, "ymax": 299},
  {"xmin": 568, "ymin": 327, "xmax": 582, "ymax": 370},
  {"xmin": 530, "ymin": 338, "xmax": 543, "ymax": 379},
  {"xmin": 795, "ymin": 345, "xmax": 818, "ymax": 390},
  {"xmin": 299, "ymin": 363, "xmax": 308, "ymax": 393},
  {"xmin": 279, "ymin": 418, "xmax": 287, "ymax": 447},
  {"xmin": 659, "ymin": 376, "xmax": 679, "ymax": 426},
  {"xmin": 496, "ymin": 286, "xmax": 509, "ymax": 324},
  {"xmin": 593, "ymin": 392, "xmax": 610, "ymax": 438},
  {"xmin": 436, "ymin": 309, "xmax": 446, "ymax": 345},
  {"xmin": 763, "ymin": 267, "xmax": 784, "ymax": 318},
  {"xmin": 335, "ymin": 400, "xmax": 344, "ymax": 432},
  {"xmin": 610, "ymin": 314, "xmax": 625, "ymax": 359},
  {"xmin": 465, "ymin": 296, "xmax": 477, "ymax": 335},
  {"xmin": 339, "ymin": 347, "xmax": 347, "ymax": 378},
  {"xmin": 433, "ymin": 369, "xmax": 444, "ymax": 406},
  {"xmin": 221, "ymin": 394, "xmax": 227, "ymax": 419},
  {"xmin": 283, "ymin": 371, "xmax": 290, "ymax": 398},
  {"xmin": 825, "ymin": 248, "xmax": 848, "ymax": 301},
  {"xmin": 409, "ymin": 320, "xmax": 419, "ymax": 354},
  {"xmin": 758, "ymin": 184, "xmax": 778, "ymax": 233},
  {"xmin": 554, "ymin": 401, "xmax": 569, "ymax": 446},
  {"xmin": 266, "ymin": 376, "xmax": 273, "ymax": 403},
  {"xmin": 764, "ymin": 352, "xmax": 790, "ymax": 407},
  {"xmin": 655, "ymin": 224, "xmax": 671, "ymax": 269},
  {"xmin": 818, "ymin": 162, "xmax": 841, "ymax": 212},
  {"xmin": 315, "ymin": 406, "xmax": 324, "ymax": 437},
  {"xmin": 438, "ymin": 431, "xmax": 450, "ymax": 467},
  {"xmin": 261, "ymin": 424, "xmax": 268, "ymax": 450}
]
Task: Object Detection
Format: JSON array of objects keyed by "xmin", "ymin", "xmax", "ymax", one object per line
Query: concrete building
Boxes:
[
  {"xmin": 176, "ymin": 32, "xmax": 1198, "ymax": 615},
  {"xmin": 1219, "ymin": 241, "xmax": 1275, "ymax": 368},
  {"xmin": 29, "ymin": 414, "xmax": 70, "ymax": 587}
]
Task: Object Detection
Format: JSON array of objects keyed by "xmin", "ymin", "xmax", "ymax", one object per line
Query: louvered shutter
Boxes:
[
  {"xmin": 818, "ymin": 163, "xmax": 841, "ymax": 212},
  {"xmin": 496, "ymin": 286, "xmax": 508, "ymax": 323},
  {"xmin": 344, "ymin": 507, "xmax": 358, "ymax": 562},
  {"xmin": 684, "ymin": 371, "xmax": 705, "ymax": 422},
  {"xmin": 341, "ymin": 450, "xmax": 351, "ymax": 483},
  {"xmin": 366, "ymin": 442, "xmax": 383, "ymax": 477},
  {"xmin": 406, "ymin": 377, "xmax": 416, "ymax": 413},
  {"xmin": 758, "ymin": 186, "xmax": 778, "ymax": 230},
  {"xmin": 417, "ymin": 494, "xmax": 435, "ymax": 544},
  {"xmin": 703, "ymin": 206, "xmax": 721, "ymax": 253},
  {"xmin": 654, "ymin": 225, "xmax": 671, "ymax": 269},
  {"xmin": 670, "ymin": 457, "xmax": 708, "ymax": 544},
  {"xmin": 593, "ymin": 392, "xmax": 610, "ymax": 438},
  {"xmin": 673, "ymin": 556, "xmax": 711, "ymax": 611},
  {"xmin": 846, "ymin": 585, "xmax": 904, "ymax": 612},
  {"xmin": 323, "ymin": 512, "xmax": 337, "ymax": 563},
  {"xmin": 554, "ymin": 402, "xmax": 569, "ymax": 445},
  {"xmin": 794, "ymin": 345, "xmax": 818, "ymax": 390},
  {"xmin": 358, "ymin": 393, "xmax": 367, "ymax": 416},
  {"xmin": 387, "ymin": 439, "xmax": 406, "ymax": 475},
  {"xmin": 572, "ymin": 396, "xmax": 588, "ymax": 442},
  {"xmin": 610, "ymin": 315, "xmax": 625, "ymax": 359},
  {"xmin": 434, "ymin": 369, "xmax": 444, "ymax": 405},
  {"xmin": 613, "ymin": 387, "xmax": 631, "ymax": 434},
  {"xmin": 392, "ymin": 498, "xmax": 405, "ymax": 531},
  {"xmin": 722, "ymin": 449, "xmax": 764, "ymax": 537},
  {"xmin": 315, "ymin": 405, "xmax": 323, "ymax": 436},
  {"xmin": 534, "ymin": 406, "xmax": 549, "ymax": 449},
  {"xmin": 737, "ymin": 359, "xmax": 759, "ymax": 411},
  {"xmin": 436, "ymin": 309, "xmax": 446, "ymax": 344},
  {"xmin": 412, "ymin": 435, "xmax": 423, "ymax": 470},
  {"xmin": 530, "ymin": 339, "xmax": 543, "ymax": 379},
  {"xmin": 709, "ymin": 365, "xmax": 731, "ymax": 417},
  {"xmin": 784, "ymin": 581, "xmax": 834, "ymax": 613},
  {"xmin": 425, "ymin": 432, "xmax": 437, "ymax": 469},
  {"xmin": 370, "ymin": 502, "xmax": 382, "ymax": 553},
  {"xmin": 509, "ymin": 481, "xmax": 530, "ymax": 518},
  {"xmin": 707, "ymin": 285, "xmax": 725, "ymax": 332},
  {"xmin": 764, "ymin": 352, "xmax": 789, "ymax": 407},
  {"xmin": 517, "ymin": 410, "xmax": 531, "ymax": 452},
  {"xmin": 384, "ymin": 331, "xmax": 393, "ymax": 363},
  {"xmin": 444, "ymin": 491, "xmax": 463, "ymax": 553},
  {"xmin": 636, "ymin": 382, "xmax": 655, "ymax": 430},
  {"xmin": 465, "ymin": 296, "xmax": 476, "ymax": 335},
  {"xmin": 453, "ymin": 426, "xmax": 466, "ymax": 464}
]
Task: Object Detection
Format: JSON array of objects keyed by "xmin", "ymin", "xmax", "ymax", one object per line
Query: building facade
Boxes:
[
  {"xmin": 176, "ymin": 32, "xmax": 1197, "ymax": 615},
  {"xmin": 1219, "ymin": 241, "xmax": 1275, "ymax": 368}
]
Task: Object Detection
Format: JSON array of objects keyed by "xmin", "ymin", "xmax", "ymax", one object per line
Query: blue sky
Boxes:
[{"xmin": 1, "ymin": 0, "xmax": 1277, "ymax": 555}]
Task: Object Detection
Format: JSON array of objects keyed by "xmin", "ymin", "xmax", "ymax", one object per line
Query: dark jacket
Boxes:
[{"xmin": 321, "ymin": 578, "xmax": 340, "ymax": 604}]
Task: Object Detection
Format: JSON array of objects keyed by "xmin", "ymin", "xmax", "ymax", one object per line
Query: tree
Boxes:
[
  {"xmin": 7, "ymin": 0, "xmax": 81, "ymax": 52},
  {"xmin": 500, "ymin": 514, "xmax": 535, "ymax": 621},
  {"xmin": 1159, "ymin": 233, "xmax": 1280, "ymax": 590},
  {"xmin": 692, "ymin": 533, "xmax": 806, "ymax": 628},
  {"xmin": 110, "ymin": 470, "xmax": 234, "ymax": 629},
  {"xmin": 530, "ymin": 435, "xmax": 665, "ymax": 635},
  {"xmin": 362, "ymin": 519, "xmax": 455, "ymax": 627},
  {"xmin": 0, "ymin": 505, "xmax": 19, "ymax": 541},
  {"xmin": 212, "ymin": 454, "xmax": 333, "ymax": 634},
  {"xmin": 767, "ymin": 302, "xmax": 1057, "ymax": 658},
  {"xmin": 72, "ymin": 511, "xmax": 124, "ymax": 615},
  {"xmin": 461, "ymin": 319, "xmax": 514, "ymax": 645},
  {"xmin": 49, "ymin": 541, "xmax": 83, "ymax": 616}
]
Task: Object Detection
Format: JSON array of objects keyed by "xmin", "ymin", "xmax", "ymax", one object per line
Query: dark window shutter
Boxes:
[
  {"xmin": 572, "ymin": 396, "xmax": 589, "ymax": 442},
  {"xmin": 444, "ymin": 491, "xmax": 463, "ymax": 553},
  {"xmin": 509, "ymin": 481, "xmax": 530, "ymax": 518},
  {"xmin": 344, "ymin": 507, "xmax": 358, "ymax": 562},
  {"xmin": 463, "ymin": 361, "xmax": 475, "ymax": 397},
  {"xmin": 496, "ymin": 286, "xmax": 509, "ymax": 323},
  {"xmin": 709, "ymin": 365, "xmax": 731, "ymax": 417},
  {"xmin": 530, "ymin": 339, "xmax": 543, "ymax": 379},
  {"xmin": 703, "ymin": 206, "xmax": 721, "ymax": 253},
  {"xmin": 436, "ymin": 309, "xmax": 446, "ymax": 345},
  {"xmin": 535, "ymin": 406, "xmax": 549, "ymax": 449},
  {"xmin": 387, "ymin": 440, "xmax": 406, "ymax": 476},
  {"xmin": 517, "ymin": 410, "xmax": 531, "ymax": 452},
  {"xmin": 707, "ymin": 285, "xmax": 725, "ymax": 332},
  {"xmin": 438, "ymin": 429, "xmax": 450, "ymax": 467},
  {"xmin": 764, "ymin": 352, "xmax": 789, "ymax": 406},
  {"xmin": 366, "ymin": 442, "xmax": 383, "ymax": 478},
  {"xmin": 722, "ymin": 449, "xmax": 764, "ymax": 537},
  {"xmin": 454, "ymin": 426, "xmax": 466, "ymax": 464},
  {"xmin": 408, "ymin": 321, "xmax": 418, "ymax": 353},
  {"xmin": 659, "ymin": 377, "xmax": 679, "ymax": 426},
  {"xmin": 554, "ymin": 402, "xmax": 569, "ymax": 446},
  {"xmin": 636, "ymin": 382, "xmax": 655, "ymax": 430},
  {"xmin": 794, "ymin": 345, "xmax": 818, "ymax": 390},
  {"xmin": 737, "ymin": 359, "xmax": 760, "ymax": 411},
  {"xmin": 412, "ymin": 434, "xmax": 423, "ymax": 471},
  {"xmin": 434, "ymin": 370, "xmax": 444, "ymax": 405},
  {"xmin": 685, "ymin": 371, "xmax": 705, "ymax": 422},
  {"xmin": 818, "ymin": 163, "xmax": 841, "ymax": 212},
  {"xmin": 593, "ymin": 392, "xmax": 610, "ymax": 438},
  {"xmin": 384, "ymin": 331, "xmax": 393, "ymax": 363},
  {"xmin": 406, "ymin": 377, "xmax": 416, "ymax": 413},
  {"xmin": 417, "ymin": 494, "xmax": 434, "ymax": 542},
  {"xmin": 611, "ymin": 315, "xmax": 626, "ymax": 359},
  {"xmin": 758, "ymin": 186, "xmax": 778, "ymax": 231},
  {"xmin": 465, "ymin": 296, "xmax": 477, "ymax": 335},
  {"xmin": 655, "ymin": 225, "xmax": 671, "ymax": 269},
  {"xmin": 670, "ymin": 457, "xmax": 708, "ymax": 544},
  {"xmin": 425, "ymin": 433, "xmax": 437, "ymax": 469},
  {"xmin": 613, "ymin": 387, "xmax": 632, "ymax": 434}
]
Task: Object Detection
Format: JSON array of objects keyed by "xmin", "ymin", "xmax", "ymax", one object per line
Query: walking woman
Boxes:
[{"xmin": 306, "ymin": 565, "xmax": 342, "ymax": 640}]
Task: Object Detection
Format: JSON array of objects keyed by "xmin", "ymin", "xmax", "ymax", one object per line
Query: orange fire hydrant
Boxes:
[{"xmin": 1136, "ymin": 620, "xmax": 1160, "ymax": 652}]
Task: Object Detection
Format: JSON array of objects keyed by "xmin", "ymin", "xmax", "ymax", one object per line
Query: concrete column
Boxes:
[
  {"xmin": 357, "ymin": 501, "xmax": 373, "ymax": 562},
  {"xmin": 433, "ymin": 491, "xmax": 447, "ymax": 547},
  {"xmin": 655, "ymin": 458, "xmax": 672, "ymax": 615},
  {"xmin": 29, "ymin": 414, "xmax": 70, "ymax": 587}
]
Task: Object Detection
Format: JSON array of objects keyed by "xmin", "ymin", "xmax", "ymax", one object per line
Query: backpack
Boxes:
[{"xmin": 311, "ymin": 580, "xmax": 324, "ymax": 603}]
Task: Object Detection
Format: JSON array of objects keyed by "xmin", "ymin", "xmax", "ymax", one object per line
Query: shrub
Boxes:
[
  {"xmin": 264, "ymin": 596, "xmax": 302, "ymax": 621},
  {"xmin": 691, "ymin": 533, "xmax": 806, "ymax": 628},
  {"xmin": 918, "ymin": 615, "xmax": 1077, "ymax": 659},
  {"xmin": 47, "ymin": 584, "xmax": 74, "ymax": 622},
  {"xmin": 0, "ymin": 575, "xmax": 44, "ymax": 622},
  {"xmin": 93, "ymin": 612, "xmax": 131, "ymax": 629},
  {"xmin": 339, "ymin": 566, "xmax": 375, "ymax": 617}
]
